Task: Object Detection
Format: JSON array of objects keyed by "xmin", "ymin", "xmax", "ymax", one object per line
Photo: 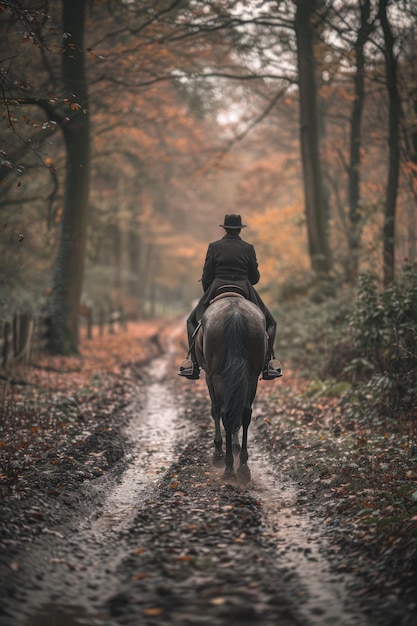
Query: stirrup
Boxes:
[
  {"xmin": 178, "ymin": 359, "xmax": 200, "ymax": 379},
  {"xmin": 262, "ymin": 359, "xmax": 282, "ymax": 380}
]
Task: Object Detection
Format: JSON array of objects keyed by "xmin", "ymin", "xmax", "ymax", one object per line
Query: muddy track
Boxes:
[{"xmin": 0, "ymin": 326, "xmax": 397, "ymax": 626}]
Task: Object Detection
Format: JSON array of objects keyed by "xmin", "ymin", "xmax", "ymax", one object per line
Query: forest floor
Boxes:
[{"xmin": 0, "ymin": 319, "xmax": 416, "ymax": 626}]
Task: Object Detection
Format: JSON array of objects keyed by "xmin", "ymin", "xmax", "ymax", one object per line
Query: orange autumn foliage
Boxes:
[{"xmin": 249, "ymin": 205, "xmax": 310, "ymax": 301}]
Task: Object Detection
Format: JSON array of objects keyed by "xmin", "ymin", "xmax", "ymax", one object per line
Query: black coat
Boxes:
[
  {"xmin": 201, "ymin": 233, "xmax": 260, "ymax": 290},
  {"xmin": 195, "ymin": 233, "xmax": 269, "ymax": 321}
]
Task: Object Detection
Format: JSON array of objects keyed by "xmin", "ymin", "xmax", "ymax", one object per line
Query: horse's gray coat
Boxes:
[{"xmin": 195, "ymin": 297, "xmax": 267, "ymax": 480}]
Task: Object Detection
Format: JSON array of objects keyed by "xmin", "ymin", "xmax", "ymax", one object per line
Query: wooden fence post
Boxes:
[
  {"xmin": 13, "ymin": 312, "xmax": 20, "ymax": 358},
  {"xmin": 12, "ymin": 312, "xmax": 34, "ymax": 365},
  {"xmin": 87, "ymin": 309, "xmax": 93, "ymax": 339},
  {"xmin": 99, "ymin": 309, "xmax": 104, "ymax": 337},
  {"xmin": 1, "ymin": 321, "xmax": 10, "ymax": 368}
]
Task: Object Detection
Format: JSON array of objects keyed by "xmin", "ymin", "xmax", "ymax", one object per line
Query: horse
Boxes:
[{"xmin": 195, "ymin": 293, "xmax": 267, "ymax": 482}]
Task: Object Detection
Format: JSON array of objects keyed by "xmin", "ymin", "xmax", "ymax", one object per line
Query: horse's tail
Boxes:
[{"xmin": 220, "ymin": 309, "xmax": 249, "ymax": 435}]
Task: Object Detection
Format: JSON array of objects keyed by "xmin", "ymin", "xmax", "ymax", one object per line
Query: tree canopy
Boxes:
[{"xmin": 1, "ymin": 0, "xmax": 416, "ymax": 351}]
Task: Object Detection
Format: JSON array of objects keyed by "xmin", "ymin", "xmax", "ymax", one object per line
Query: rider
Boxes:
[{"xmin": 178, "ymin": 214, "xmax": 282, "ymax": 381}]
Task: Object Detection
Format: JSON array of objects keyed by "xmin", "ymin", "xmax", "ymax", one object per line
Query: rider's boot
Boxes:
[
  {"xmin": 261, "ymin": 323, "xmax": 282, "ymax": 380},
  {"xmin": 178, "ymin": 339, "xmax": 200, "ymax": 379},
  {"xmin": 178, "ymin": 317, "xmax": 201, "ymax": 379}
]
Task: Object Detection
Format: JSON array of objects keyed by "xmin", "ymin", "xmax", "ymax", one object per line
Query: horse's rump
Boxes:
[
  {"xmin": 195, "ymin": 297, "xmax": 266, "ymax": 434},
  {"xmin": 196, "ymin": 297, "xmax": 266, "ymax": 372}
]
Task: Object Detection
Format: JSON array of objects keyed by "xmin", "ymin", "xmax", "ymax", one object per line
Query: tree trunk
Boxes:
[
  {"xmin": 113, "ymin": 222, "xmax": 122, "ymax": 290},
  {"xmin": 47, "ymin": 0, "xmax": 90, "ymax": 353},
  {"xmin": 379, "ymin": 0, "xmax": 400, "ymax": 287},
  {"xmin": 347, "ymin": 0, "xmax": 373, "ymax": 282},
  {"xmin": 128, "ymin": 228, "xmax": 140, "ymax": 298},
  {"xmin": 409, "ymin": 96, "xmax": 417, "ymax": 262},
  {"xmin": 294, "ymin": 0, "xmax": 332, "ymax": 278}
]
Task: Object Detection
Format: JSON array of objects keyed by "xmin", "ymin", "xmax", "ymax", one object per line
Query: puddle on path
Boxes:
[
  {"xmin": 91, "ymin": 350, "xmax": 193, "ymax": 535},
  {"xmin": 21, "ymin": 340, "xmax": 197, "ymax": 626}
]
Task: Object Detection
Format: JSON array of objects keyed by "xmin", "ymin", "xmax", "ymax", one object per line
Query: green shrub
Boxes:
[
  {"xmin": 276, "ymin": 265, "xmax": 416, "ymax": 423},
  {"xmin": 346, "ymin": 264, "xmax": 417, "ymax": 419}
]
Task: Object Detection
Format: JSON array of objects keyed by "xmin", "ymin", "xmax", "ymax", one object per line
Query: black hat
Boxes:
[{"xmin": 220, "ymin": 214, "xmax": 246, "ymax": 229}]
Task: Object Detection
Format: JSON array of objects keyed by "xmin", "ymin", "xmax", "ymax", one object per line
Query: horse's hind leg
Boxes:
[
  {"xmin": 237, "ymin": 406, "xmax": 252, "ymax": 484},
  {"xmin": 224, "ymin": 430, "xmax": 235, "ymax": 479},
  {"xmin": 212, "ymin": 409, "xmax": 224, "ymax": 466},
  {"xmin": 239, "ymin": 406, "xmax": 251, "ymax": 466},
  {"xmin": 207, "ymin": 379, "xmax": 224, "ymax": 465}
]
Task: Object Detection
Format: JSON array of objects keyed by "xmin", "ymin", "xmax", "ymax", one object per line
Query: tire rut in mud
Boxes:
[
  {"xmin": 103, "ymin": 435, "xmax": 300, "ymax": 626},
  {"xmin": 0, "ymin": 400, "xmax": 300, "ymax": 626},
  {"xmin": 0, "ymin": 331, "xmax": 384, "ymax": 626}
]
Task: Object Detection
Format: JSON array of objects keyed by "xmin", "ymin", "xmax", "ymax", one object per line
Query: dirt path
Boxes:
[{"xmin": 0, "ymin": 324, "xmax": 407, "ymax": 625}]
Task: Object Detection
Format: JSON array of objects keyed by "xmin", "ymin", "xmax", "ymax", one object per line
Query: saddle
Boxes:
[
  {"xmin": 190, "ymin": 285, "xmax": 248, "ymax": 343},
  {"xmin": 208, "ymin": 289, "xmax": 271, "ymax": 354},
  {"xmin": 209, "ymin": 284, "xmax": 247, "ymax": 304}
]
